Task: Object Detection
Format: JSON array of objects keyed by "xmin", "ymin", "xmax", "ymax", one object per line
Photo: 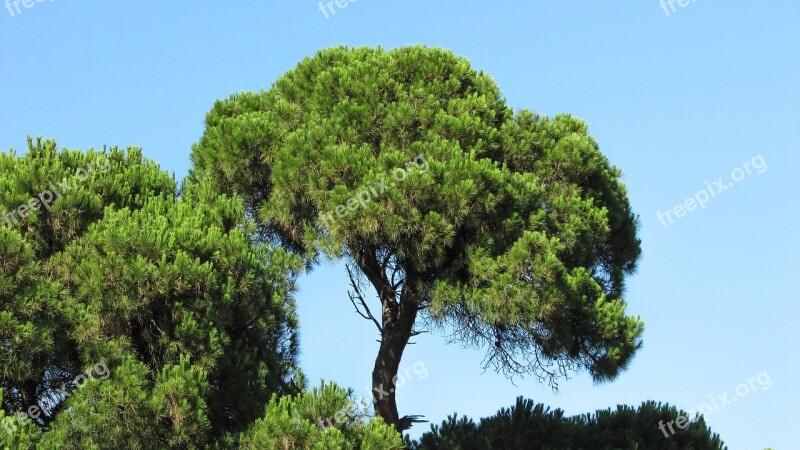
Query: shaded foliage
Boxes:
[
  {"xmin": 239, "ymin": 381, "xmax": 402, "ymax": 450},
  {"xmin": 1, "ymin": 139, "xmax": 302, "ymax": 448},
  {"xmin": 413, "ymin": 397, "xmax": 726, "ymax": 450}
]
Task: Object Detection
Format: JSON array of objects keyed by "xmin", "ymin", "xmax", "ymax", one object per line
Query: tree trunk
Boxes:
[
  {"xmin": 372, "ymin": 327, "xmax": 406, "ymax": 429},
  {"xmin": 355, "ymin": 250, "xmax": 421, "ymax": 431},
  {"xmin": 371, "ymin": 282, "xmax": 419, "ymax": 431}
]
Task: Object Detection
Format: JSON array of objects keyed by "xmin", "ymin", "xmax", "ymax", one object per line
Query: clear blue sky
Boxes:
[{"xmin": 2, "ymin": 1, "xmax": 798, "ymax": 448}]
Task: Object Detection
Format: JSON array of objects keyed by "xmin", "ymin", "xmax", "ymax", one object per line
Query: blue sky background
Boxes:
[{"xmin": 2, "ymin": 1, "xmax": 798, "ymax": 448}]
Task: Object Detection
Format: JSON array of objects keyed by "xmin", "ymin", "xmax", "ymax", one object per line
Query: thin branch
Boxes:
[{"xmin": 346, "ymin": 264, "xmax": 383, "ymax": 333}]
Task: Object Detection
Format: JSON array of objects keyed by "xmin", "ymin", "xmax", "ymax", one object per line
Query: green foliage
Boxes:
[
  {"xmin": 190, "ymin": 46, "xmax": 644, "ymax": 411},
  {"xmin": 0, "ymin": 139, "xmax": 303, "ymax": 448},
  {"xmin": 1, "ymin": 389, "xmax": 41, "ymax": 449},
  {"xmin": 1, "ymin": 138, "xmax": 174, "ymax": 420},
  {"xmin": 33, "ymin": 357, "xmax": 157, "ymax": 449},
  {"xmin": 414, "ymin": 398, "xmax": 727, "ymax": 450},
  {"xmin": 238, "ymin": 381, "xmax": 403, "ymax": 450}
]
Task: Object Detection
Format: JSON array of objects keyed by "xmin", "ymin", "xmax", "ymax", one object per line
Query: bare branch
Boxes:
[{"xmin": 346, "ymin": 264, "xmax": 383, "ymax": 333}]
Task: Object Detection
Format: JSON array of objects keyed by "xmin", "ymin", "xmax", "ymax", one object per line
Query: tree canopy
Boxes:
[
  {"xmin": 412, "ymin": 397, "xmax": 727, "ymax": 450},
  {"xmin": 191, "ymin": 45, "xmax": 644, "ymax": 430},
  {"xmin": 0, "ymin": 138, "xmax": 303, "ymax": 447}
]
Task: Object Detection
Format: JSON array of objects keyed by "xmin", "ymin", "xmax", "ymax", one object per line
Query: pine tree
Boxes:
[
  {"xmin": 191, "ymin": 45, "xmax": 644, "ymax": 430},
  {"xmin": 239, "ymin": 381, "xmax": 402, "ymax": 450},
  {"xmin": 413, "ymin": 398, "xmax": 727, "ymax": 450},
  {"xmin": 0, "ymin": 138, "xmax": 303, "ymax": 448}
]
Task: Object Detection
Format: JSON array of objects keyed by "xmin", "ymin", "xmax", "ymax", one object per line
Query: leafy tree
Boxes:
[
  {"xmin": 239, "ymin": 381, "xmax": 402, "ymax": 450},
  {"xmin": 0, "ymin": 138, "xmax": 303, "ymax": 448},
  {"xmin": 413, "ymin": 397, "xmax": 727, "ymax": 450},
  {"xmin": 191, "ymin": 45, "xmax": 644, "ymax": 430},
  {"xmin": 1, "ymin": 138, "xmax": 173, "ymax": 425}
]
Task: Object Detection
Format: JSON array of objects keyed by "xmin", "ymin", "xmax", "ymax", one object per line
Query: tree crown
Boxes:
[{"xmin": 191, "ymin": 45, "xmax": 643, "ymax": 386}]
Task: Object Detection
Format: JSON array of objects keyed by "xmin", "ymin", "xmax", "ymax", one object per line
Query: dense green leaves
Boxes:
[
  {"xmin": 239, "ymin": 382, "xmax": 403, "ymax": 450},
  {"xmin": 191, "ymin": 46, "xmax": 645, "ymax": 420},
  {"xmin": 413, "ymin": 398, "xmax": 727, "ymax": 450},
  {"xmin": 1, "ymin": 139, "xmax": 303, "ymax": 448},
  {"xmin": 1, "ymin": 137, "xmax": 175, "ymax": 423}
]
